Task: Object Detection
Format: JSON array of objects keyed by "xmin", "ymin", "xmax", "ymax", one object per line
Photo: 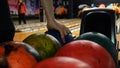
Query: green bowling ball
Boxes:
[
  {"xmin": 23, "ymin": 33, "xmax": 62, "ymax": 60},
  {"xmin": 76, "ymin": 32, "xmax": 117, "ymax": 65}
]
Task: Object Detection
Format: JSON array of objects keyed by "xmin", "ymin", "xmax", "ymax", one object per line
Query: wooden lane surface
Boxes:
[
  {"xmin": 14, "ymin": 19, "xmax": 81, "ymax": 42},
  {"xmin": 14, "ymin": 29, "xmax": 47, "ymax": 42},
  {"xmin": 117, "ymin": 34, "xmax": 120, "ymax": 60}
]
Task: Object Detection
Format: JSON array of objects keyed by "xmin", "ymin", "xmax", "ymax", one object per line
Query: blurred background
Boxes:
[{"xmin": 8, "ymin": 0, "xmax": 120, "ymax": 21}]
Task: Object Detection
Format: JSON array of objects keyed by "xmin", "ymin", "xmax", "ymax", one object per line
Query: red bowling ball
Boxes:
[
  {"xmin": 55, "ymin": 40, "xmax": 116, "ymax": 68},
  {"xmin": 34, "ymin": 57, "xmax": 92, "ymax": 68}
]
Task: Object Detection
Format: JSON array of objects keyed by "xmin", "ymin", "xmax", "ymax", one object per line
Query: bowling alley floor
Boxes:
[{"xmin": 13, "ymin": 18, "xmax": 120, "ymax": 62}]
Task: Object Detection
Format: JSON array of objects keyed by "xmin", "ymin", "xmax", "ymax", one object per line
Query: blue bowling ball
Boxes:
[{"xmin": 45, "ymin": 29, "xmax": 75, "ymax": 46}]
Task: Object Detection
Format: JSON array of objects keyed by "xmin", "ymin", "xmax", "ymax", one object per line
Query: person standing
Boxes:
[{"xmin": 17, "ymin": 0, "xmax": 27, "ymax": 25}]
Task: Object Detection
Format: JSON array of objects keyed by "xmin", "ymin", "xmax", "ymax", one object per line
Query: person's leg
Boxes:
[
  {"xmin": 18, "ymin": 14, "xmax": 22, "ymax": 25},
  {"xmin": 22, "ymin": 14, "xmax": 26, "ymax": 24}
]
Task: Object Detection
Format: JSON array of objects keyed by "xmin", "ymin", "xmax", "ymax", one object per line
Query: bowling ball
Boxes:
[
  {"xmin": 34, "ymin": 57, "xmax": 92, "ymax": 68},
  {"xmin": 76, "ymin": 32, "xmax": 117, "ymax": 64},
  {"xmin": 23, "ymin": 33, "xmax": 62, "ymax": 60},
  {"xmin": 3, "ymin": 41, "xmax": 41, "ymax": 62},
  {"xmin": 45, "ymin": 29, "xmax": 75, "ymax": 46},
  {"xmin": 55, "ymin": 40, "xmax": 116, "ymax": 68},
  {"xmin": 0, "ymin": 41, "xmax": 38, "ymax": 68}
]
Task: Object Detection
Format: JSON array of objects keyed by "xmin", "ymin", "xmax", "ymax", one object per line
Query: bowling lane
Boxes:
[
  {"xmin": 14, "ymin": 19, "xmax": 81, "ymax": 41},
  {"xmin": 117, "ymin": 34, "xmax": 120, "ymax": 60}
]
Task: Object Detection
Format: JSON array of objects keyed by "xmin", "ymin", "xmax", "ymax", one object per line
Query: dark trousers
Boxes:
[{"xmin": 18, "ymin": 13, "xmax": 26, "ymax": 24}]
